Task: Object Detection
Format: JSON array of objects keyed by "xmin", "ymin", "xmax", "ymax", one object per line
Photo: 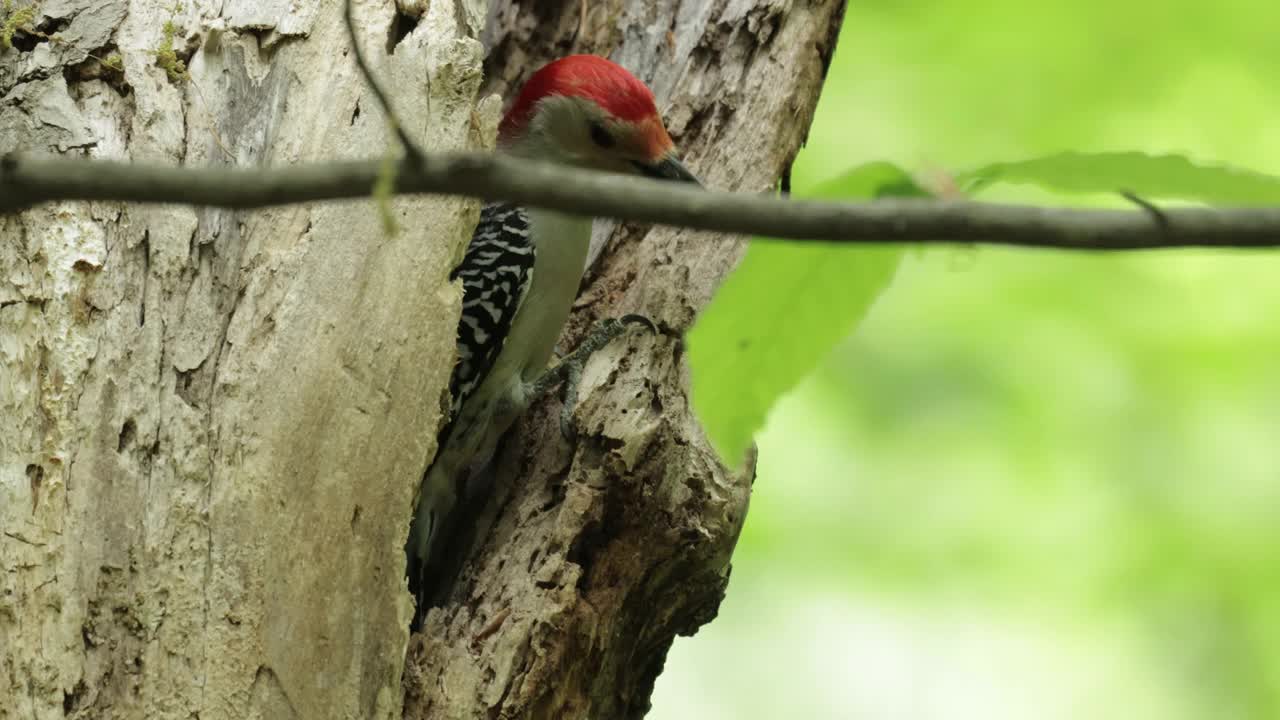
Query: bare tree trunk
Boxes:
[
  {"xmin": 0, "ymin": 0, "xmax": 842, "ymax": 718},
  {"xmin": 1, "ymin": 0, "xmax": 487, "ymax": 717},
  {"xmin": 405, "ymin": 0, "xmax": 845, "ymax": 718}
]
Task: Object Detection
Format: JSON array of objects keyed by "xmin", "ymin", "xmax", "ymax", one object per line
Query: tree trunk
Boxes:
[
  {"xmin": 1, "ymin": 0, "xmax": 486, "ymax": 717},
  {"xmin": 0, "ymin": 0, "xmax": 841, "ymax": 719},
  {"xmin": 405, "ymin": 0, "xmax": 844, "ymax": 717}
]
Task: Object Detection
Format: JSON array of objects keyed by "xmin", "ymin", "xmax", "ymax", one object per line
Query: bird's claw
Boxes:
[
  {"xmin": 544, "ymin": 312, "xmax": 658, "ymax": 441},
  {"xmin": 618, "ymin": 313, "xmax": 658, "ymax": 335},
  {"xmin": 559, "ymin": 361, "xmax": 583, "ymax": 441}
]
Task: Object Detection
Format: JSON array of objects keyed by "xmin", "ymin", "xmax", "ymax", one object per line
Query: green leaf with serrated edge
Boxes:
[
  {"xmin": 687, "ymin": 163, "xmax": 927, "ymax": 465},
  {"xmin": 962, "ymin": 151, "xmax": 1280, "ymax": 205}
]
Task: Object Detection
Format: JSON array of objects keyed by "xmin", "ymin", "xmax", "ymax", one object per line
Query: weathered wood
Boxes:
[
  {"xmin": 403, "ymin": 0, "xmax": 844, "ymax": 716},
  {"xmin": 1, "ymin": 0, "xmax": 487, "ymax": 717},
  {"xmin": 0, "ymin": 0, "xmax": 841, "ymax": 716}
]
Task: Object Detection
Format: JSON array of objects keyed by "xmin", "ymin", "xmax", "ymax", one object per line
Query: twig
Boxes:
[
  {"xmin": 1120, "ymin": 189, "xmax": 1171, "ymax": 234},
  {"xmin": 343, "ymin": 0, "xmax": 425, "ymax": 165},
  {"xmin": 5, "ymin": 151, "xmax": 1280, "ymax": 250}
]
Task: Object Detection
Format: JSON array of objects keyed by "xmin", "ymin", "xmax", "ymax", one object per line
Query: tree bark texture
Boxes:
[
  {"xmin": 0, "ymin": 0, "xmax": 842, "ymax": 718},
  {"xmin": 405, "ymin": 0, "xmax": 843, "ymax": 718},
  {"xmin": 1, "ymin": 0, "xmax": 489, "ymax": 717}
]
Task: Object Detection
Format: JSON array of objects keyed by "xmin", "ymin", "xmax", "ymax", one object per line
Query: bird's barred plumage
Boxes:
[
  {"xmin": 447, "ymin": 202, "xmax": 535, "ymax": 420},
  {"xmin": 408, "ymin": 56, "xmax": 696, "ymax": 627}
]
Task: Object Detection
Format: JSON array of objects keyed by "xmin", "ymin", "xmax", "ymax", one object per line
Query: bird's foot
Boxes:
[{"xmin": 531, "ymin": 314, "xmax": 657, "ymax": 440}]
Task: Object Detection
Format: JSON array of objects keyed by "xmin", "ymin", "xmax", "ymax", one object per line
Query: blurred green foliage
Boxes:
[
  {"xmin": 657, "ymin": 1, "xmax": 1280, "ymax": 718},
  {"xmin": 964, "ymin": 151, "xmax": 1280, "ymax": 204},
  {"xmin": 690, "ymin": 150, "xmax": 1280, "ymax": 466}
]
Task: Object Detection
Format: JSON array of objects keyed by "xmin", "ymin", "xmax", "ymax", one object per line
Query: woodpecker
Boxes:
[{"xmin": 407, "ymin": 55, "xmax": 699, "ymax": 618}]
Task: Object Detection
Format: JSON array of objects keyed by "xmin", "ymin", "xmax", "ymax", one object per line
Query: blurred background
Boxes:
[{"xmin": 652, "ymin": 1, "xmax": 1280, "ymax": 718}]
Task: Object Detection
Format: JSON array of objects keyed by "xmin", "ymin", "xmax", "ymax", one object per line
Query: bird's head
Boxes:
[{"xmin": 498, "ymin": 55, "xmax": 699, "ymax": 184}]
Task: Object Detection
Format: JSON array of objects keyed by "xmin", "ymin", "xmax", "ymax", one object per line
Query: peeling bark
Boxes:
[{"xmin": 0, "ymin": 0, "xmax": 842, "ymax": 717}]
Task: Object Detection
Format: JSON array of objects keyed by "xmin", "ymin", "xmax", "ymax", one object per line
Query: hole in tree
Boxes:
[
  {"xmin": 386, "ymin": 11, "xmax": 419, "ymax": 54},
  {"xmin": 62, "ymin": 680, "xmax": 86, "ymax": 713},
  {"xmin": 118, "ymin": 419, "xmax": 137, "ymax": 452},
  {"xmin": 25, "ymin": 463, "xmax": 44, "ymax": 487},
  {"xmin": 9, "ymin": 13, "xmax": 70, "ymax": 52}
]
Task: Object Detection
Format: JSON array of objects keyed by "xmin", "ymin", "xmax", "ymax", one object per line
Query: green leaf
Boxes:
[
  {"xmin": 687, "ymin": 163, "xmax": 927, "ymax": 465},
  {"xmin": 962, "ymin": 151, "xmax": 1280, "ymax": 205}
]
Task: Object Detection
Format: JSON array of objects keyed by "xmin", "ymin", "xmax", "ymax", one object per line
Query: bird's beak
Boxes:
[{"xmin": 632, "ymin": 154, "xmax": 701, "ymax": 185}]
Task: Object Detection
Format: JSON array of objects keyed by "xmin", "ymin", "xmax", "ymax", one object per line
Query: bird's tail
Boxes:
[{"xmin": 406, "ymin": 460, "xmax": 457, "ymax": 629}]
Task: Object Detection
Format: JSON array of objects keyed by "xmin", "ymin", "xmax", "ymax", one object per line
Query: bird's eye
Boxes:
[{"xmin": 589, "ymin": 122, "xmax": 615, "ymax": 149}]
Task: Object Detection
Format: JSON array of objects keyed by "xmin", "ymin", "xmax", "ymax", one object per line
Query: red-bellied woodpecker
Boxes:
[{"xmin": 407, "ymin": 55, "xmax": 699, "ymax": 619}]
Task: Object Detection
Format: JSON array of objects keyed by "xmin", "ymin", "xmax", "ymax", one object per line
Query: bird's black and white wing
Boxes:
[{"xmin": 447, "ymin": 202, "xmax": 535, "ymax": 419}]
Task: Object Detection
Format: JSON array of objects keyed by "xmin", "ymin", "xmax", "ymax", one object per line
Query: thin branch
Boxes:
[
  {"xmin": 4, "ymin": 151, "xmax": 1280, "ymax": 250},
  {"xmin": 343, "ymin": 0, "xmax": 425, "ymax": 164},
  {"xmin": 1120, "ymin": 189, "xmax": 1171, "ymax": 234}
]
